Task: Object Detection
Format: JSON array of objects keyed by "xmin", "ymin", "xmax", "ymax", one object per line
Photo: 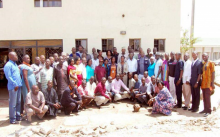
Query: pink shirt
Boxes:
[
  {"xmin": 111, "ymin": 79, "xmax": 129, "ymax": 94},
  {"xmin": 145, "ymin": 76, "xmax": 151, "ymax": 84}
]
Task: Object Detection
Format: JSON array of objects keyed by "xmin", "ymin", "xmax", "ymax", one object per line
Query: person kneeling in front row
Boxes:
[{"xmin": 25, "ymin": 85, "xmax": 48, "ymax": 122}]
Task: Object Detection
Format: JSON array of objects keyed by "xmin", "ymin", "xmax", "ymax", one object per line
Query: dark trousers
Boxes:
[
  {"xmin": 202, "ymin": 88, "xmax": 211, "ymax": 113},
  {"xmin": 191, "ymin": 85, "xmax": 200, "ymax": 110},
  {"xmin": 175, "ymin": 83, "xmax": 182, "ymax": 107}
]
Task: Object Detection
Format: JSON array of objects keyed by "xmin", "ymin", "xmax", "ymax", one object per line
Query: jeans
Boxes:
[{"xmin": 8, "ymin": 87, "xmax": 21, "ymax": 123}]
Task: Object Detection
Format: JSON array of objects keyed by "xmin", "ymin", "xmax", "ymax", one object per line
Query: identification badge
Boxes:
[{"xmin": 112, "ymin": 70, "xmax": 114, "ymax": 73}]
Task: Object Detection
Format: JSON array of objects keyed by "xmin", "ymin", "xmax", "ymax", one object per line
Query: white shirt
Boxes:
[
  {"xmin": 86, "ymin": 82, "xmax": 96, "ymax": 96},
  {"xmin": 183, "ymin": 59, "xmax": 192, "ymax": 83},
  {"xmin": 127, "ymin": 58, "xmax": 138, "ymax": 73},
  {"xmin": 154, "ymin": 59, "xmax": 163, "ymax": 78},
  {"xmin": 105, "ymin": 81, "xmax": 112, "ymax": 93},
  {"xmin": 92, "ymin": 59, "xmax": 99, "ymax": 70},
  {"xmin": 63, "ymin": 61, "xmax": 68, "ymax": 67},
  {"xmin": 118, "ymin": 53, "xmax": 129, "ymax": 63},
  {"xmin": 80, "ymin": 63, "xmax": 87, "ymax": 79},
  {"xmin": 192, "ymin": 58, "xmax": 198, "ymax": 66}
]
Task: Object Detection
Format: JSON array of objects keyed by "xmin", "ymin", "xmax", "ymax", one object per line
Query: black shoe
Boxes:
[
  {"xmin": 199, "ymin": 110, "xmax": 206, "ymax": 114},
  {"xmin": 188, "ymin": 108, "xmax": 193, "ymax": 111},
  {"xmin": 192, "ymin": 109, "xmax": 199, "ymax": 112},
  {"xmin": 182, "ymin": 106, "xmax": 188, "ymax": 110},
  {"xmin": 174, "ymin": 105, "xmax": 181, "ymax": 108}
]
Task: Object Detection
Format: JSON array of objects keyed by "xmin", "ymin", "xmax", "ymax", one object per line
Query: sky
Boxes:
[{"xmin": 181, "ymin": 0, "xmax": 220, "ymax": 39}]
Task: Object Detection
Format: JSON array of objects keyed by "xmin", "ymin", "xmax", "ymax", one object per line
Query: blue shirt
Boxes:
[
  {"xmin": 69, "ymin": 53, "xmax": 80, "ymax": 58},
  {"xmin": 148, "ymin": 63, "xmax": 155, "ymax": 77},
  {"xmin": 4, "ymin": 60, "xmax": 22, "ymax": 90}
]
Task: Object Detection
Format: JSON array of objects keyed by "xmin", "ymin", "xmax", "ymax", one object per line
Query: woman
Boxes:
[
  {"xmin": 74, "ymin": 56, "xmax": 83, "ymax": 87},
  {"xmin": 109, "ymin": 56, "xmax": 117, "ymax": 79},
  {"xmin": 148, "ymin": 81, "xmax": 174, "ymax": 116},
  {"xmin": 86, "ymin": 59, "xmax": 94, "ymax": 82},
  {"xmin": 97, "ymin": 49, "xmax": 104, "ymax": 61},
  {"xmin": 20, "ymin": 55, "xmax": 36, "ymax": 103},
  {"xmin": 105, "ymin": 50, "xmax": 112, "ymax": 65},
  {"xmin": 67, "ymin": 57, "xmax": 77, "ymax": 82},
  {"xmin": 103, "ymin": 59, "xmax": 110, "ymax": 78},
  {"xmin": 117, "ymin": 56, "xmax": 128, "ymax": 86},
  {"xmin": 148, "ymin": 57, "xmax": 156, "ymax": 77}
]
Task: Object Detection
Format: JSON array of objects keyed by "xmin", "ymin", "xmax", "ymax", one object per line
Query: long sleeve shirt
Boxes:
[
  {"xmin": 3, "ymin": 60, "xmax": 22, "ymax": 90},
  {"xmin": 61, "ymin": 87, "xmax": 82, "ymax": 106},
  {"xmin": 127, "ymin": 58, "xmax": 138, "ymax": 73},
  {"xmin": 94, "ymin": 83, "xmax": 110, "ymax": 99},
  {"xmin": 111, "ymin": 79, "xmax": 129, "ymax": 94},
  {"xmin": 183, "ymin": 59, "xmax": 192, "ymax": 83}
]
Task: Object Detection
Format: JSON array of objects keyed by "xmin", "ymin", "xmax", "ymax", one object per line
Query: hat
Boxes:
[{"xmin": 149, "ymin": 52, "xmax": 153, "ymax": 54}]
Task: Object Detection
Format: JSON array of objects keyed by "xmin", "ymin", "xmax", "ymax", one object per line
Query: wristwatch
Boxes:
[{"xmin": 196, "ymin": 81, "xmax": 199, "ymax": 84}]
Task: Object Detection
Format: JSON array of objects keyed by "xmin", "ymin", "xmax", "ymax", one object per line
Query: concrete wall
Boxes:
[{"xmin": 0, "ymin": 0, "xmax": 181, "ymax": 54}]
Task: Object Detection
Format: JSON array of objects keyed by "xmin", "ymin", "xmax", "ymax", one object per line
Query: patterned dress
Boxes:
[{"xmin": 152, "ymin": 87, "xmax": 174, "ymax": 116}]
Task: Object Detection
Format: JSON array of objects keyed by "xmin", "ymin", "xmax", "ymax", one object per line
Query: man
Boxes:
[
  {"xmin": 81, "ymin": 57, "xmax": 87, "ymax": 80},
  {"xmin": 128, "ymin": 72, "xmax": 135, "ymax": 90},
  {"xmin": 39, "ymin": 59, "xmax": 53, "ymax": 91},
  {"xmin": 105, "ymin": 76, "xmax": 115, "ymax": 100},
  {"xmin": 40, "ymin": 55, "xmax": 46, "ymax": 67},
  {"xmin": 189, "ymin": 51, "xmax": 202, "ymax": 112},
  {"xmin": 61, "ymin": 52, "xmax": 68, "ymax": 67},
  {"xmin": 92, "ymin": 52, "xmax": 99, "ymax": 70},
  {"xmin": 130, "ymin": 74, "xmax": 141, "ymax": 101},
  {"xmin": 118, "ymin": 47, "xmax": 128, "ymax": 63},
  {"xmin": 146, "ymin": 48, "xmax": 151, "ymax": 59},
  {"xmin": 31, "ymin": 57, "xmax": 43, "ymax": 86},
  {"xmin": 4, "ymin": 52, "xmax": 22, "ymax": 124},
  {"xmin": 61, "ymin": 80, "xmax": 82, "ymax": 115},
  {"xmin": 161, "ymin": 53, "xmax": 169, "ymax": 89},
  {"xmin": 69, "ymin": 47, "xmax": 80, "ymax": 58},
  {"xmin": 42, "ymin": 81, "xmax": 60, "ymax": 117},
  {"xmin": 112, "ymin": 47, "xmax": 119, "ymax": 63},
  {"xmin": 78, "ymin": 80, "xmax": 95, "ymax": 109},
  {"xmin": 201, "ymin": 53, "xmax": 215, "ymax": 117},
  {"xmin": 86, "ymin": 76, "xmax": 96, "ymax": 96},
  {"xmin": 91, "ymin": 48, "xmax": 96, "ymax": 59},
  {"xmin": 127, "ymin": 53, "xmax": 137, "ymax": 76},
  {"xmin": 53, "ymin": 53, "xmax": 59, "ymax": 65},
  {"xmin": 76, "ymin": 45, "xmax": 84, "ymax": 58},
  {"xmin": 130, "ymin": 49, "xmax": 138, "ymax": 59},
  {"xmin": 154, "ymin": 52, "xmax": 163, "ymax": 80},
  {"xmin": 137, "ymin": 48, "xmax": 143, "ymax": 59},
  {"xmin": 147, "ymin": 76, "xmax": 157, "ymax": 98},
  {"xmin": 153, "ymin": 47, "xmax": 157, "ymax": 57},
  {"xmin": 94, "ymin": 77, "xmax": 111, "ymax": 108},
  {"xmin": 174, "ymin": 52, "xmax": 184, "ymax": 108},
  {"xmin": 135, "ymin": 78, "xmax": 149, "ymax": 105},
  {"xmin": 128, "ymin": 45, "xmax": 132, "ymax": 53},
  {"xmin": 182, "ymin": 53, "xmax": 192, "ymax": 110},
  {"xmin": 137, "ymin": 51, "xmax": 150, "ymax": 80},
  {"xmin": 53, "ymin": 56, "xmax": 68, "ymax": 101},
  {"xmin": 94, "ymin": 59, "xmax": 106, "ymax": 83},
  {"xmin": 112, "ymin": 74, "xmax": 130, "ymax": 101},
  {"xmin": 83, "ymin": 50, "xmax": 92, "ymax": 61},
  {"xmin": 167, "ymin": 52, "xmax": 177, "ymax": 102},
  {"xmin": 49, "ymin": 56, "xmax": 55, "ymax": 67},
  {"xmin": 25, "ymin": 85, "xmax": 48, "ymax": 122},
  {"xmin": 144, "ymin": 71, "xmax": 151, "ymax": 84}
]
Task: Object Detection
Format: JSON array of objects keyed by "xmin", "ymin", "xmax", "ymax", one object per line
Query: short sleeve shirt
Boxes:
[
  {"xmin": 139, "ymin": 84, "xmax": 148, "ymax": 94},
  {"xmin": 174, "ymin": 60, "xmax": 184, "ymax": 81},
  {"xmin": 26, "ymin": 91, "xmax": 45, "ymax": 108},
  {"xmin": 94, "ymin": 66, "xmax": 106, "ymax": 83},
  {"xmin": 168, "ymin": 59, "xmax": 177, "ymax": 77}
]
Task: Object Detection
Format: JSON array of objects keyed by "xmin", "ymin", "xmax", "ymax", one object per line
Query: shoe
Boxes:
[
  {"xmin": 192, "ymin": 109, "xmax": 199, "ymax": 112},
  {"xmin": 199, "ymin": 110, "xmax": 206, "ymax": 114},
  {"xmin": 182, "ymin": 106, "xmax": 188, "ymax": 110},
  {"xmin": 188, "ymin": 108, "xmax": 193, "ymax": 111},
  {"xmin": 204, "ymin": 113, "xmax": 211, "ymax": 117},
  {"xmin": 174, "ymin": 105, "xmax": 181, "ymax": 108},
  {"xmin": 11, "ymin": 121, "xmax": 19, "ymax": 124},
  {"xmin": 58, "ymin": 110, "xmax": 62, "ymax": 114}
]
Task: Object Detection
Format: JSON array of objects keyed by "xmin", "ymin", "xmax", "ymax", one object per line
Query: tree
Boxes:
[{"xmin": 180, "ymin": 29, "xmax": 201, "ymax": 54}]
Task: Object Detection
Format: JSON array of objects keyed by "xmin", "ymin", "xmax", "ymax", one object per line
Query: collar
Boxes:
[
  {"xmin": 9, "ymin": 60, "xmax": 16, "ymax": 65},
  {"xmin": 23, "ymin": 61, "xmax": 31, "ymax": 67}
]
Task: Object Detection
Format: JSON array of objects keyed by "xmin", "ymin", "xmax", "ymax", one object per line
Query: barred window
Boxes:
[
  {"xmin": 154, "ymin": 39, "xmax": 165, "ymax": 52},
  {"xmin": 102, "ymin": 39, "xmax": 114, "ymax": 52},
  {"xmin": 129, "ymin": 39, "xmax": 141, "ymax": 52}
]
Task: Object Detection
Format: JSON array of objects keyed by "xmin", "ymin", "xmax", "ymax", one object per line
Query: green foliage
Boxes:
[{"xmin": 180, "ymin": 29, "xmax": 201, "ymax": 53}]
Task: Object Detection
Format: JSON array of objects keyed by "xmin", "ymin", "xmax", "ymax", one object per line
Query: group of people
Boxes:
[{"xmin": 4, "ymin": 45, "xmax": 215, "ymax": 124}]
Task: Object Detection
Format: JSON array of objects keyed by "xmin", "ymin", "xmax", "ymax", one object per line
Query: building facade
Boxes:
[{"xmin": 0, "ymin": 0, "xmax": 180, "ymax": 60}]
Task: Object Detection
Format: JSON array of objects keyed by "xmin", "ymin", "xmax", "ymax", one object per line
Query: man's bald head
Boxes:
[
  {"xmin": 32, "ymin": 85, "xmax": 39, "ymax": 95},
  {"xmin": 9, "ymin": 52, "xmax": 18, "ymax": 62},
  {"xmin": 23, "ymin": 55, "xmax": 30, "ymax": 63},
  {"xmin": 35, "ymin": 57, "xmax": 40, "ymax": 65}
]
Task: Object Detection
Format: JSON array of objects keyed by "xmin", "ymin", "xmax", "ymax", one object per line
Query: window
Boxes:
[
  {"xmin": 154, "ymin": 39, "xmax": 165, "ymax": 52},
  {"xmin": 43, "ymin": 0, "xmax": 62, "ymax": 7},
  {"xmin": 34, "ymin": 0, "xmax": 40, "ymax": 7},
  {"xmin": 129, "ymin": 39, "xmax": 141, "ymax": 52},
  {"xmin": 0, "ymin": 0, "xmax": 3, "ymax": 8},
  {"xmin": 75, "ymin": 39, "xmax": 87, "ymax": 52},
  {"xmin": 102, "ymin": 39, "xmax": 114, "ymax": 52}
]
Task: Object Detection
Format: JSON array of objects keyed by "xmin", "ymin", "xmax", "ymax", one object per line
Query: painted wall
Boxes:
[{"xmin": 0, "ymin": 0, "xmax": 181, "ymax": 54}]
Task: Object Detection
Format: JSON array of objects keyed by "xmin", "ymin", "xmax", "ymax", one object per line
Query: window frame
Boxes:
[
  {"xmin": 0, "ymin": 0, "xmax": 3, "ymax": 8},
  {"xmin": 129, "ymin": 38, "xmax": 141, "ymax": 52},
  {"xmin": 75, "ymin": 39, "xmax": 88, "ymax": 52},
  {"xmin": 101, "ymin": 38, "xmax": 114, "ymax": 52},
  {"xmin": 154, "ymin": 39, "xmax": 166, "ymax": 52},
  {"xmin": 43, "ymin": 0, "xmax": 62, "ymax": 7}
]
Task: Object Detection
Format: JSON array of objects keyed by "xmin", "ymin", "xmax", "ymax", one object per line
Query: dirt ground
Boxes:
[{"xmin": 0, "ymin": 86, "xmax": 220, "ymax": 137}]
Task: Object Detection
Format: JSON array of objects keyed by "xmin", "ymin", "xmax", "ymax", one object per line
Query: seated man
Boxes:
[
  {"xmin": 128, "ymin": 72, "xmax": 135, "ymax": 90},
  {"xmin": 94, "ymin": 77, "xmax": 112, "ymax": 108},
  {"xmin": 42, "ymin": 80, "xmax": 60, "ymax": 117},
  {"xmin": 78, "ymin": 80, "xmax": 95, "ymax": 109},
  {"xmin": 130, "ymin": 74, "xmax": 141, "ymax": 101},
  {"xmin": 86, "ymin": 76, "xmax": 96, "ymax": 97},
  {"xmin": 105, "ymin": 76, "xmax": 115, "ymax": 100},
  {"xmin": 147, "ymin": 76, "xmax": 158, "ymax": 101},
  {"xmin": 135, "ymin": 78, "xmax": 149, "ymax": 105},
  {"xmin": 61, "ymin": 80, "xmax": 82, "ymax": 115},
  {"xmin": 112, "ymin": 74, "xmax": 130, "ymax": 101},
  {"xmin": 25, "ymin": 85, "xmax": 48, "ymax": 122},
  {"xmin": 144, "ymin": 71, "xmax": 151, "ymax": 84}
]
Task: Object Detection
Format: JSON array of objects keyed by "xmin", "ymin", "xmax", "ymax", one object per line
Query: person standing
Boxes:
[
  {"xmin": 76, "ymin": 45, "xmax": 84, "ymax": 58},
  {"xmin": 127, "ymin": 53, "xmax": 138, "ymax": 77},
  {"xmin": 109, "ymin": 57, "xmax": 117, "ymax": 79},
  {"xmin": 53, "ymin": 56, "xmax": 68, "ymax": 101},
  {"xmin": 53, "ymin": 53, "xmax": 59, "ymax": 66},
  {"xmin": 92, "ymin": 52, "xmax": 99, "ymax": 70},
  {"xmin": 137, "ymin": 51, "xmax": 150, "ymax": 80},
  {"xmin": 91, "ymin": 48, "xmax": 96, "ymax": 59},
  {"xmin": 4, "ymin": 52, "xmax": 22, "ymax": 124},
  {"xmin": 167, "ymin": 52, "xmax": 177, "ymax": 103},
  {"xmin": 154, "ymin": 52, "xmax": 163, "ymax": 80},
  {"xmin": 38, "ymin": 59, "xmax": 53, "ymax": 91},
  {"xmin": 189, "ymin": 51, "xmax": 202, "ymax": 112},
  {"xmin": 86, "ymin": 59, "xmax": 94, "ymax": 82},
  {"xmin": 200, "ymin": 53, "xmax": 215, "ymax": 117},
  {"xmin": 174, "ymin": 52, "xmax": 184, "ymax": 108},
  {"xmin": 118, "ymin": 47, "xmax": 128, "ymax": 63},
  {"xmin": 112, "ymin": 47, "xmax": 119, "ymax": 63},
  {"xmin": 81, "ymin": 57, "xmax": 87, "ymax": 80},
  {"xmin": 94, "ymin": 59, "xmax": 106, "ymax": 83},
  {"xmin": 153, "ymin": 47, "xmax": 157, "ymax": 57},
  {"xmin": 182, "ymin": 53, "xmax": 192, "ymax": 110},
  {"xmin": 161, "ymin": 53, "xmax": 169, "ymax": 89},
  {"xmin": 31, "ymin": 57, "xmax": 43, "ymax": 86},
  {"xmin": 74, "ymin": 56, "xmax": 83, "ymax": 87},
  {"xmin": 148, "ymin": 57, "xmax": 155, "ymax": 77},
  {"xmin": 39, "ymin": 55, "xmax": 46, "ymax": 68},
  {"xmin": 117, "ymin": 56, "xmax": 128, "ymax": 86},
  {"xmin": 49, "ymin": 56, "xmax": 55, "ymax": 67},
  {"xmin": 105, "ymin": 50, "xmax": 113, "ymax": 65},
  {"xmin": 146, "ymin": 48, "xmax": 151, "ymax": 59}
]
